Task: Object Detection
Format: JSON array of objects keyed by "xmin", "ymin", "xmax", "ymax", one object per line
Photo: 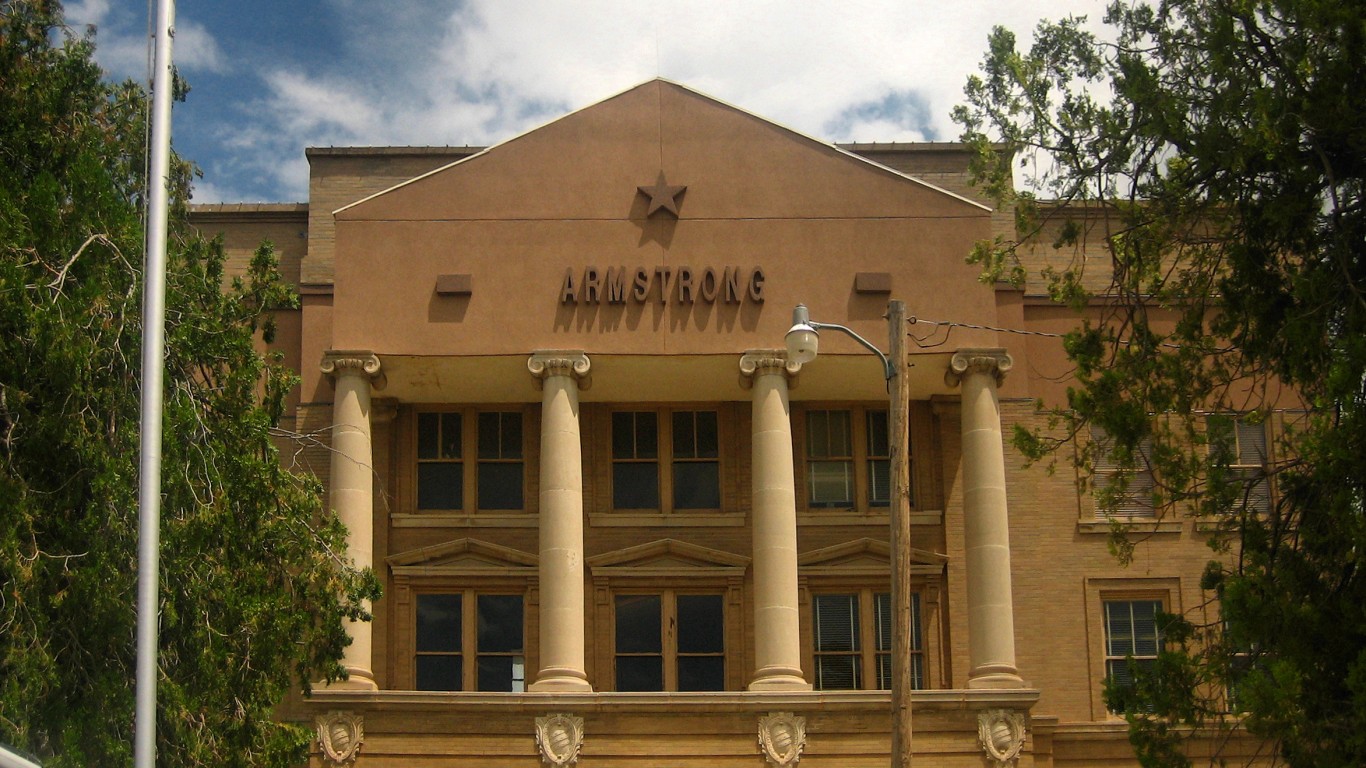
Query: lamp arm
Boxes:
[{"xmin": 809, "ymin": 321, "xmax": 895, "ymax": 382}]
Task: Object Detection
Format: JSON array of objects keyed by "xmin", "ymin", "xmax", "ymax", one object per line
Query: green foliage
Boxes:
[
  {"xmin": 956, "ymin": 0, "xmax": 1366, "ymax": 765},
  {"xmin": 0, "ymin": 2, "xmax": 380, "ymax": 765}
]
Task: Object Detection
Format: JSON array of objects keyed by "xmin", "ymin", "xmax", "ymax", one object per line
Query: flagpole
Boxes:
[{"xmin": 135, "ymin": 0, "xmax": 175, "ymax": 765}]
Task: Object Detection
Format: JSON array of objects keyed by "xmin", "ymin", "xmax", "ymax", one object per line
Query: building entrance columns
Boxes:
[
  {"xmin": 946, "ymin": 349, "xmax": 1025, "ymax": 688},
  {"xmin": 320, "ymin": 350, "xmax": 386, "ymax": 690},
  {"xmin": 527, "ymin": 351, "xmax": 594, "ymax": 692},
  {"xmin": 740, "ymin": 351, "xmax": 812, "ymax": 691}
]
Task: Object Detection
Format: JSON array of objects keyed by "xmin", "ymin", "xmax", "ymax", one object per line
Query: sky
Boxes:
[{"xmin": 65, "ymin": 0, "xmax": 1108, "ymax": 204}]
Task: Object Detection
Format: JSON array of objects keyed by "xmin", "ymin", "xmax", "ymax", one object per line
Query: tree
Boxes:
[
  {"xmin": 954, "ymin": 0, "xmax": 1365, "ymax": 765},
  {"xmin": 0, "ymin": 2, "xmax": 379, "ymax": 766}
]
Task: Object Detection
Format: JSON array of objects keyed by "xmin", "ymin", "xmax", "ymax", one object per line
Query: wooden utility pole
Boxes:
[{"xmin": 888, "ymin": 300, "xmax": 913, "ymax": 768}]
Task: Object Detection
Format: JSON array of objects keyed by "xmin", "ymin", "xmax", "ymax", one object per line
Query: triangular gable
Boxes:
[
  {"xmin": 799, "ymin": 538, "xmax": 947, "ymax": 577},
  {"xmin": 387, "ymin": 538, "xmax": 537, "ymax": 577},
  {"xmin": 335, "ymin": 78, "xmax": 989, "ymax": 222},
  {"xmin": 587, "ymin": 538, "xmax": 749, "ymax": 578}
]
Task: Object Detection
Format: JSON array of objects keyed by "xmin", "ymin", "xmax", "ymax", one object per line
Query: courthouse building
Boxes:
[{"xmin": 191, "ymin": 80, "xmax": 1266, "ymax": 767}]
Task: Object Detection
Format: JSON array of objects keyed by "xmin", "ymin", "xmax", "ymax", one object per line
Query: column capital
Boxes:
[
  {"xmin": 945, "ymin": 348, "xmax": 1013, "ymax": 388},
  {"xmin": 321, "ymin": 350, "xmax": 386, "ymax": 389},
  {"xmin": 528, "ymin": 350, "xmax": 591, "ymax": 391},
  {"xmin": 738, "ymin": 350, "xmax": 801, "ymax": 390}
]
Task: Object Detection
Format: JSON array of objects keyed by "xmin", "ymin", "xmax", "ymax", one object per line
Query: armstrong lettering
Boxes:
[{"xmin": 560, "ymin": 266, "xmax": 765, "ymax": 305}]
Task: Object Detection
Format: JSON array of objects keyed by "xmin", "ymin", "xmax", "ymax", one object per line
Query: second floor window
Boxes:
[
  {"xmin": 1103, "ymin": 598, "xmax": 1163, "ymax": 711},
  {"xmin": 415, "ymin": 592, "xmax": 526, "ymax": 692},
  {"xmin": 1207, "ymin": 415, "xmax": 1270, "ymax": 514},
  {"xmin": 804, "ymin": 407, "xmax": 901, "ymax": 511},
  {"xmin": 417, "ymin": 409, "xmax": 525, "ymax": 512},
  {"xmin": 612, "ymin": 409, "xmax": 720, "ymax": 512},
  {"xmin": 812, "ymin": 590, "xmax": 923, "ymax": 690},
  {"xmin": 614, "ymin": 592, "xmax": 725, "ymax": 691}
]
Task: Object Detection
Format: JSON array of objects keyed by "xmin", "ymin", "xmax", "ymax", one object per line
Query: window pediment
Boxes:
[
  {"xmin": 799, "ymin": 538, "xmax": 946, "ymax": 577},
  {"xmin": 587, "ymin": 538, "xmax": 749, "ymax": 578},
  {"xmin": 387, "ymin": 537, "xmax": 538, "ymax": 577}
]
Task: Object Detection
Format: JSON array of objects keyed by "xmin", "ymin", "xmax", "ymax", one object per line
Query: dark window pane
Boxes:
[
  {"xmin": 808, "ymin": 461, "xmax": 853, "ymax": 506},
  {"xmin": 815, "ymin": 655, "xmax": 859, "ymax": 690},
  {"xmin": 440, "ymin": 413, "xmax": 462, "ymax": 458},
  {"xmin": 673, "ymin": 411, "xmax": 697, "ymax": 457},
  {"xmin": 868, "ymin": 458, "xmax": 891, "ymax": 506},
  {"xmin": 676, "ymin": 595, "xmax": 724, "ymax": 653},
  {"xmin": 877, "ymin": 653, "xmax": 892, "ymax": 690},
  {"xmin": 874, "ymin": 592, "xmax": 893, "ymax": 652},
  {"xmin": 867, "ymin": 410, "xmax": 890, "ymax": 456},
  {"xmin": 418, "ymin": 463, "xmax": 462, "ymax": 510},
  {"xmin": 418, "ymin": 413, "xmax": 440, "ymax": 459},
  {"xmin": 478, "ymin": 462, "xmax": 524, "ymax": 510},
  {"xmin": 635, "ymin": 412, "xmax": 658, "ymax": 459},
  {"xmin": 416, "ymin": 594, "xmax": 461, "ymax": 652},
  {"xmin": 673, "ymin": 461, "xmax": 720, "ymax": 509},
  {"xmin": 814, "ymin": 595, "xmax": 858, "ymax": 652},
  {"xmin": 477, "ymin": 655, "xmax": 525, "ymax": 692},
  {"xmin": 615, "ymin": 595, "xmax": 661, "ymax": 653},
  {"xmin": 416, "ymin": 654, "xmax": 461, "ymax": 691},
  {"xmin": 677, "ymin": 656, "xmax": 725, "ymax": 691},
  {"xmin": 477, "ymin": 412, "xmax": 501, "ymax": 458},
  {"xmin": 477, "ymin": 595, "xmax": 524, "ymax": 653},
  {"xmin": 612, "ymin": 411, "xmax": 635, "ymax": 458},
  {"xmin": 614, "ymin": 463, "xmax": 660, "ymax": 509},
  {"xmin": 695, "ymin": 411, "xmax": 719, "ymax": 458},
  {"xmin": 615, "ymin": 656, "xmax": 663, "ymax": 692}
]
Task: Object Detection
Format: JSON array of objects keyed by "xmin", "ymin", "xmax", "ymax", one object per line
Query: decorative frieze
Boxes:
[
  {"xmin": 316, "ymin": 710, "xmax": 364, "ymax": 767},
  {"xmin": 757, "ymin": 712, "xmax": 807, "ymax": 767},
  {"xmin": 527, "ymin": 351, "xmax": 592, "ymax": 390},
  {"xmin": 535, "ymin": 713, "xmax": 585, "ymax": 767},
  {"xmin": 977, "ymin": 709, "xmax": 1026, "ymax": 767},
  {"xmin": 944, "ymin": 348, "xmax": 1012, "ymax": 387}
]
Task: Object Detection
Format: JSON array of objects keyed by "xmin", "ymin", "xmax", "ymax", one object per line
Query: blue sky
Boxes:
[{"xmin": 67, "ymin": 0, "xmax": 1106, "ymax": 204}]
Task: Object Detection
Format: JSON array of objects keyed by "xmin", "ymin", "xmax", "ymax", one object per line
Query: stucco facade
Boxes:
[{"xmin": 191, "ymin": 79, "xmax": 1264, "ymax": 767}]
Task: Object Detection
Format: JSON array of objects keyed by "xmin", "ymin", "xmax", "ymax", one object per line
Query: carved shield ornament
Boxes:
[
  {"xmin": 535, "ymin": 713, "xmax": 585, "ymax": 767},
  {"xmin": 316, "ymin": 710, "xmax": 363, "ymax": 767},
  {"xmin": 977, "ymin": 708, "xmax": 1026, "ymax": 766},
  {"xmin": 757, "ymin": 711, "xmax": 807, "ymax": 767}
]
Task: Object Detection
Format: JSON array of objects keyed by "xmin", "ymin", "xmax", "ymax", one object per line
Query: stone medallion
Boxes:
[
  {"xmin": 316, "ymin": 710, "xmax": 363, "ymax": 767},
  {"xmin": 535, "ymin": 713, "xmax": 585, "ymax": 767},
  {"xmin": 757, "ymin": 711, "xmax": 807, "ymax": 767},
  {"xmin": 977, "ymin": 708, "xmax": 1026, "ymax": 767}
]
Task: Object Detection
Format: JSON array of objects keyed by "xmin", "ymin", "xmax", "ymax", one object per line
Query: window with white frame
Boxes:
[
  {"xmin": 1091, "ymin": 424, "xmax": 1155, "ymax": 518},
  {"xmin": 1103, "ymin": 598, "xmax": 1163, "ymax": 711},
  {"xmin": 1206, "ymin": 415, "xmax": 1271, "ymax": 514}
]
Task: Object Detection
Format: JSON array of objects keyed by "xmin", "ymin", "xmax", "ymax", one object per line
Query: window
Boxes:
[
  {"xmin": 1091, "ymin": 425, "xmax": 1155, "ymax": 518},
  {"xmin": 415, "ymin": 592, "xmax": 526, "ymax": 691},
  {"xmin": 1207, "ymin": 415, "xmax": 1270, "ymax": 514},
  {"xmin": 416, "ymin": 409, "xmax": 525, "ymax": 512},
  {"xmin": 803, "ymin": 407, "xmax": 903, "ymax": 511},
  {"xmin": 612, "ymin": 409, "xmax": 720, "ymax": 512},
  {"xmin": 614, "ymin": 592, "xmax": 725, "ymax": 691},
  {"xmin": 812, "ymin": 591, "xmax": 923, "ymax": 690},
  {"xmin": 1103, "ymin": 599, "xmax": 1163, "ymax": 711}
]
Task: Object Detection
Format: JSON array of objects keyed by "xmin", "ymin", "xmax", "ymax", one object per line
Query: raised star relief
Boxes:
[{"xmin": 637, "ymin": 171, "xmax": 686, "ymax": 218}]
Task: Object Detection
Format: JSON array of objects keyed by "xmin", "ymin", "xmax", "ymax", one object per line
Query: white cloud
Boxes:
[{"xmin": 209, "ymin": 0, "xmax": 1112, "ymax": 200}]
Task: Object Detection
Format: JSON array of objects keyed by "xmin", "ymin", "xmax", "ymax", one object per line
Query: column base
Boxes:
[
  {"xmin": 967, "ymin": 669, "xmax": 1026, "ymax": 689},
  {"xmin": 747, "ymin": 669, "xmax": 812, "ymax": 692},
  {"xmin": 529, "ymin": 670, "xmax": 594, "ymax": 693},
  {"xmin": 320, "ymin": 667, "xmax": 378, "ymax": 691}
]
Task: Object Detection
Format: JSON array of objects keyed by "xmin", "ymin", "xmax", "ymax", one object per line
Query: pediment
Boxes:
[
  {"xmin": 587, "ymin": 538, "xmax": 749, "ymax": 577},
  {"xmin": 387, "ymin": 538, "xmax": 537, "ymax": 576},
  {"xmin": 799, "ymin": 538, "xmax": 947, "ymax": 577}
]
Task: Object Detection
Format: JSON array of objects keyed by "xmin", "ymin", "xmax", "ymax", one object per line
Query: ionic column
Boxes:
[
  {"xmin": 740, "ymin": 351, "xmax": 811, "ymax": 691},
  {"xmin": 320, "ymin": 350, "xmax": 386, "ymax": 690},
  {"xmin": 527, "ymin": 351, "xmax": 594, "ymax": 692},
  {"xmin": 946, "ymin": 349, "xmax": 1024, "ymax": 688}
]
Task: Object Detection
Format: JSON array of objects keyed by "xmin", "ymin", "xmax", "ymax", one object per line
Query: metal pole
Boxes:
[
  {"xmin": 888, "ymin": 300, "xmax": 913, "ymax": 768},
  {"xmin": 135, "ymin": 1, "xmax": 175, "ymax": 766}
]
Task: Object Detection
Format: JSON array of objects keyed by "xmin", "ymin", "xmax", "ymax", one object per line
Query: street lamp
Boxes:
[{"xmin": 786, "ymin": 301, "xmax": 914, "ymax": 768}]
